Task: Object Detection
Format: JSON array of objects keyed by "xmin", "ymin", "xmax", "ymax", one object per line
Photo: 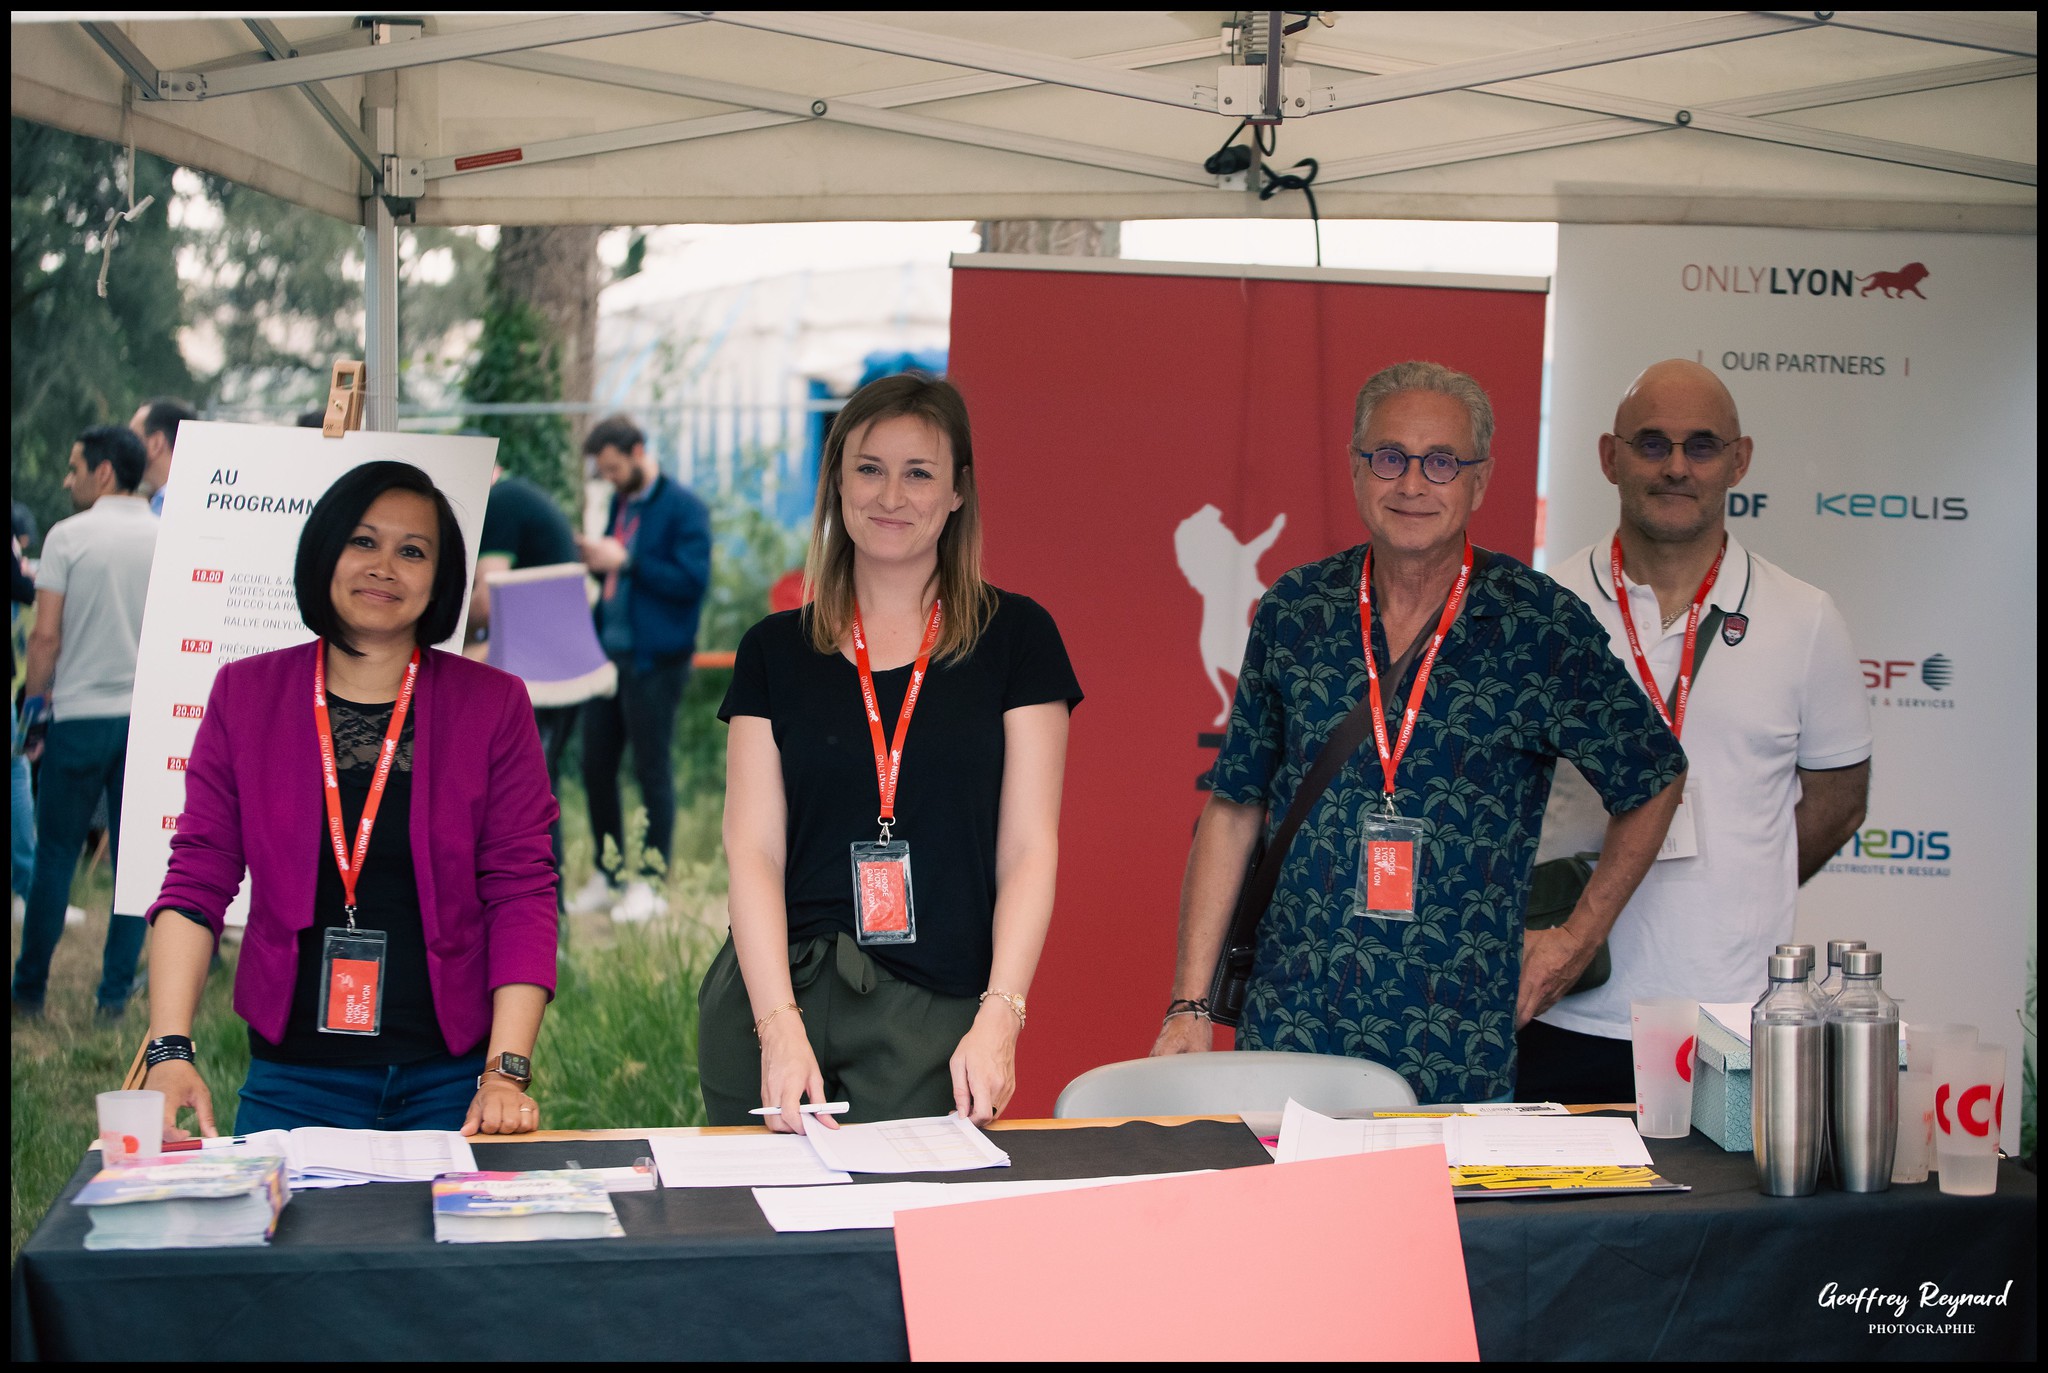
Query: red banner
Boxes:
[{"xmin": 950, "ymin": 261, "xmax": 1546, "ymax": 1116}]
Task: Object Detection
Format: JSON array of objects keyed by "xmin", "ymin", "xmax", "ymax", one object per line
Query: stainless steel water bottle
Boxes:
[
  {"xmin": 1827, "ymin": 948, "xmax": 1900, "ymax": 1192},
  {"xmin": 1753, "ymin": 953, "xmax": 1825, "ymax": 1196},
  {"xmin": 1776, "ymin": 943, "xmax": 1817, "ymax": 988},
  {"xmin": 1817, "ymin": 939, "xmax": 1865, "ymax": 1004}
]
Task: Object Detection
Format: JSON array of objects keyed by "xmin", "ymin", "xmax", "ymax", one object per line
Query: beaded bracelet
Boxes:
[
  {"xmin": 145, "ymin": 1034, "xmax": 196, "ymax": 1069},
  {"xmin": 979, "ymin": 990, "xmax": 1027, "ymax": 1028}
]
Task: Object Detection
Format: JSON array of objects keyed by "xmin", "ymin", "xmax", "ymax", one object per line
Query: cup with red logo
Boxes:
[
  {"xmin": 1910, "ymin": 1022, "xmax": 1978, "ymax": 1175},
  {"xmin": 95, "ymin": 1090, "xmax": 164, "ymax": 1166},
  {"xmin": 1630, "ymin": 997, "xmax": 1698, "ymax": 1138},
  {"xmin": 1932, "ymin": 1042, "xmax": 2004, "ymax": 1197}
]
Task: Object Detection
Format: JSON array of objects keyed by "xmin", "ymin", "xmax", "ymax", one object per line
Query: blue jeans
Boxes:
[
  {"xmin": 10, "ymin": 716, "xmax": 144, "ymax": 1010},
  {"xmin": 10, "ymin": 707, "xmax": 33, "ymax": 896},
  {"xmin": 236, "ymin": 1051, "xmax": 489, "ymax": 1133}
]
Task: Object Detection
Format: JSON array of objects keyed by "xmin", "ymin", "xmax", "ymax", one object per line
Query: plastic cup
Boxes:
[
  {"xmin": 1631, "ymin": 997, "xmax": 1699, "ymax": 1138},
  {"xmin": 1905, "ymin": 1022, "xmax": 1976, "ymax": 1073},
  {"xmin": 96, "ymin": 1090, "xmax": 164, "ymax": 1165},
  {"xmin": 1891, "ymin": 1066, "xmax": 1934, "ymax": 1184},
  {"xmin": 1933, "ymin": 1042, "xmax": 2003, "ymax": 1197}
]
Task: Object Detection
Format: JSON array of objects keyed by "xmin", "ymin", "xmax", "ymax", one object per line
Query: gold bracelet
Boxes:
[
  {"xmin": 753, "ymin": 1001, "xmax": 802, "ymax": 1040},
  {"xmin": 979, "ymin": 989, "xmax": 1027, "ymax": 1028}
]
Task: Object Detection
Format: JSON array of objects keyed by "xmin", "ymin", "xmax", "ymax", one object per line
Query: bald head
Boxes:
[{"xmin": 1614, "ymin": 359, "xmax": 1741, "ymax": 438}]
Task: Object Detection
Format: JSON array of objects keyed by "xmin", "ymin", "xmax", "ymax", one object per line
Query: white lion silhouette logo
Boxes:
[{"xmin": 1175, "ymin": 504, "xmax": 1286, "ymax": 727}]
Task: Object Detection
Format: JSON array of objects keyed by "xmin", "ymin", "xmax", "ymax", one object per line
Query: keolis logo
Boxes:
[{"xmin": 1816, "ymin": 494, "xmax": 1967, "ymax": 520}]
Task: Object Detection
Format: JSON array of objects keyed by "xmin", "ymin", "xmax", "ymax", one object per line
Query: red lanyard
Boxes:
[
  {"xmin": 1358, "ymin": 539, "xmax": 1473, "ymax": 798},
  {"xmin": 604, "ymin": 504, "xmax": 643, "ymax": 603},
  {"xmin": 850, "ymin": 598, "xmax": 944, "ymax": 836},
  {"xmin": 313, "ymin": 644, "xmax": 420, "ymax": 925},
  {"xmin": 1609, "ymin": 532, "xmax": 1725, "ymax": 741}
]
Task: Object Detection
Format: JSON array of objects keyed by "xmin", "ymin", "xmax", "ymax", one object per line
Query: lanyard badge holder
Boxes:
[
  {"xmin": 1609, "ymin": 533, "xmax": 1724, "ymax": 863},
  {"xmin": 312, "ymin": 643, "xmax": 418, "ymax": 1034},
  {"xmin": 849, "ymin": 600, "xmax": 942, "ymax": 947},
  {"xmin": 1351, "ymin": 542, "xmax": 1471, "ymax": 924}
]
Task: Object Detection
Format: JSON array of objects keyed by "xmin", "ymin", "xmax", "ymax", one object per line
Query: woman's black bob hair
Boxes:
[{"xmin": 294, "ymin": 460, "xmax": 468, "ymax": 656}]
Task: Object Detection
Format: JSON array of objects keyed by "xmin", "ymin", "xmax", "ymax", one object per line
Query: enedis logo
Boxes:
[
  {"xmin": 1863, "ymin": 654, "xmax": 1955, "ymax": 710},
  {"xmin": 1680, "ymin": 261, "xmax": 1930, "ymax": 300},
  {"xmin": 1825, "ymin": 824, "xmax": 1952, "ymax": 879}
]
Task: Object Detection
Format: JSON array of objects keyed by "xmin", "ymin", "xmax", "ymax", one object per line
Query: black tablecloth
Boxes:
[{"xmin": 11, "ymin": 1122, "xmax": 2036, "ymax": 1360}]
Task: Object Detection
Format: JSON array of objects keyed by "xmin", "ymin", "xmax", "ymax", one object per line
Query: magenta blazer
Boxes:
[{"xmin": 148, "ymin": 641, "xmax": 560, "ymax": 1054}]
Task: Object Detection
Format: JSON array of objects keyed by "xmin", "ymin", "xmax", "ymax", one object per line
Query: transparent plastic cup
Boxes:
[
  {"xmin": 1933, "ymin": 1042, "xmax": 2003, "ymax": 1197},
  {"xmin": 1891, "ymin": 1066, "xmax": 1934, "ymax": 1184},
  {"xmin": 96, "ymin": 1090, "xmax": 164, "ymax": 1165},
  {"xmin": 1631, "ymin": 997, "xmax": 1699, "ymax": 1138}
]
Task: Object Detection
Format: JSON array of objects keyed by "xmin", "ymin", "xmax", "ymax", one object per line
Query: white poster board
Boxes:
[
  {"xmin": 113, "ymin": 423, "xmax": 497, "ymax": 926},
  {"xmin": 1548, "ymin": 227, "xmax": 2036, "ymax": 1151}
]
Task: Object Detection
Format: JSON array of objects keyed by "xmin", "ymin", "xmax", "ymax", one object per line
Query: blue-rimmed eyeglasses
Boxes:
[
  {"xmin": 1353, "ymin": 446, "xmax": 1487, "ymax": 484},
  {"xmin": 1617, "ymin": 431, "xmax": 1735, "ymax": 463}
]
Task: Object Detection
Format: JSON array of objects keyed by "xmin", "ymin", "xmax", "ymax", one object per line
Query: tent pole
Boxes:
[{"xmin": 362, "ymin": 195, "xmax": 399, "ymax": 433}]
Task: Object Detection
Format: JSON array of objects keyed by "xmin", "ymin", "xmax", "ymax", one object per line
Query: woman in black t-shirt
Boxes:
[{"xmin": 700, "ymin": 373, "xmax": 1080, "ymax": 1129}]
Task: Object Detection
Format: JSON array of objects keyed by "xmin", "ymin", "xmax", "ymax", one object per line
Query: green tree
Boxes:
[
  {"xmin": 462, "ymin": 293, "xmax": 574, "ymax": 506},
  {"xmin": 11, "ymin": 118, "xmax": 195, "ymax": 543}
]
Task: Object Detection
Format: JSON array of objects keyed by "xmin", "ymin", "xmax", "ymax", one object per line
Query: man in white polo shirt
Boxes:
[
  {"xmin": 12, "ymin": 424, "xmax": 159, "ymax": 1018},
  {"xmin": 1518, "ymin": 359, "xmax": 1872, "ymax": 1102}
]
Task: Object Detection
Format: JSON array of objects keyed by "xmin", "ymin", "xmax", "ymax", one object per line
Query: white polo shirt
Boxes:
[
  {"xmin": 35, "ymin": 493, "xmax": 159, "ymax": 720},
  {"xmin": 1538, "ymin": 532, "xmax": 1872, "ymax": 1040}
]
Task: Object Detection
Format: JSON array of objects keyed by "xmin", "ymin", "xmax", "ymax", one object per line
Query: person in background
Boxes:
[
  {"xmin": 1149, "ymin": 360, "xmax": 1687, "ymax": 1104},
  {"xmin": 11, "ymin": 502, "xmax": 38, "ymax": 923},
  {"xmin": 469, "ymin": 465, "xmax": 585, "ymax": 915},
  {"xmin": 130, "ymin": 397, "xmax": 198, "ymax": 516},
  {"xmin": 142, "ymin": 461, "xmax": 558, "ymax": 1137},
  {"xmin": 1517, "ymin": 359, "xmax": 1872, "ymax": 1103},
  {"xmin": 12, "ymin": 426, "xmax": 159, "ymax": 1017},
  {"xmin": 570, "ymin": 416, "xmax": 712, "ymax": 924},
  {"xmin": 702, "ymin": 373, "xmax": 1080, "ymax": 1128}
]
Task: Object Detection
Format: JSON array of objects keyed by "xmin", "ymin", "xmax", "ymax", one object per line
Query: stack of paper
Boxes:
[
  {"xmin": 649, "ymin": 1115, "xmax": 1008, "ymax": 1189},
  {"xmin": 431, "ymin": 1171, "xmax": 626, "ymax": 1243},
  {"xmin": 198, "ymin": 1128, "xmax": 478, "ymax": 1188},
  {"xmin": 73, "ymin": 1154, "xmax": 290, "ymax": 1249},
  {"xmin": 1276, "ymin": 1100, "xmax": 1687, "ymax": 1199}
]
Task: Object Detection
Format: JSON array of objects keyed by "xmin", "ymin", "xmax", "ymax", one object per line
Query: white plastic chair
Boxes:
[{"xmin": 1053, "ymin": 1050, "xmax": 1418, "ymax": 1119}]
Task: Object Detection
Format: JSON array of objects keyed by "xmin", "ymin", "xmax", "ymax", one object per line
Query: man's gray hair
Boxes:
[{"xmin": 1352, "ymin": 360, "xmax": 1495, "ymax": 463}]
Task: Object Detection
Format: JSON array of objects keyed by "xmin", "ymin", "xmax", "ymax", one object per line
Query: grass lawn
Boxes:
[{"xmin": 10, "ymin": 786, "xmax": 724, "ymax": 1265}]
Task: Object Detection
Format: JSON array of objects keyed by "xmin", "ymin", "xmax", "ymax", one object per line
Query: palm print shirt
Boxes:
[{"xmin": 1212, "ymin": 543, "xmax": 1686, "ymax": 1101}]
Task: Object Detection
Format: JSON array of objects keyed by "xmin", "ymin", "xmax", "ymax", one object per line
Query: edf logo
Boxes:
[{"xmin": 1728, "ymin": 493, "xmax": 1768, "ymax": 517}]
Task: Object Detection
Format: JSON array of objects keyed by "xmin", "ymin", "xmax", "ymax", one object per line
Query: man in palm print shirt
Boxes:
[{"xmin": 1151, "ymin": 361, "xmax": 1687, "ymax": 1102}]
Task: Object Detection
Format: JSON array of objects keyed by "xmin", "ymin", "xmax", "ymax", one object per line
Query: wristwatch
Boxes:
[{"xmin": 477, "ymin": 1051, "xmax": 533, "ymax": 1091}]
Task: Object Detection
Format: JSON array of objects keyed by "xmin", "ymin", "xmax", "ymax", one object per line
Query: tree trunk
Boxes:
[
  {"xmin": 974, "ymin": 220, "xmax": 1121, "ymax": 257},
  {"xmin": 492, "ymin": 224, "xmax": 604, "ymax": 443}
]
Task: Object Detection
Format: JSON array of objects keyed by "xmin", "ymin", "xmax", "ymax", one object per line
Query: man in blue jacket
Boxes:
[{"xmin": 572, "ymin": 416, "xmax": 712, "ymax": 923}]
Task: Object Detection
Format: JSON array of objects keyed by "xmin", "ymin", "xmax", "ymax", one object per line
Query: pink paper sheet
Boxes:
[{"xmin": 896, "ymin": 1144, "xmax": 1477, "ymax": 1361}]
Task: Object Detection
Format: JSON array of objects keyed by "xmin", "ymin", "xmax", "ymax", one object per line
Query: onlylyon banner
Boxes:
[
  {"xmin": 1547, "ymin": 227, "xmax": 2035, "ymax": 1152},
  {"xmin": 113, "ymin": 424, "xmax": 496, "ymax": 926},
  {"xmin": 950, "ymin": 257, "xmax": 1547, "ymax": 1117}
]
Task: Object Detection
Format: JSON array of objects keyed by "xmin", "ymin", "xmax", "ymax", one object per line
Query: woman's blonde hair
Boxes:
[{"xmin": 802, "ymin": 372, "xmax": 996, "ymax": 663}]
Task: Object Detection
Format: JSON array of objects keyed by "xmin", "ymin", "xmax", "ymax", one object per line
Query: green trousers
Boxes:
[{"xmin": 697, "ymin": 932, "xmax": 978, "ymax": 1126}]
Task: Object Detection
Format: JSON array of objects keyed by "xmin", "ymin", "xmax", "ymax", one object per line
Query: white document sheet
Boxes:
[
  {"xmin": 801, "ymin": 1115, "xmax": 1011, "ymax": 1175},
  {"xmin": 1275, "ymin": 1099, "xmax": 1447, "ymax": 1164},
  {"xmin": 1276, "ymin": 1100, "xmax": 1653, "ymax": 1168},
  {"xmin": 752, "ymin": 1172, "xmax": 1208, "ymax": 1233},
  {"xmin": 648, "ymin": 1134, "xmax": 852, "ymax": 1188},
  {"xmin": 1701, "ymin": 1003, "xmax": 1753, "ymax": 1044},
  {"xmin": 204, "ymin": 1128, "xmax": 477, "ymax": 1187}
]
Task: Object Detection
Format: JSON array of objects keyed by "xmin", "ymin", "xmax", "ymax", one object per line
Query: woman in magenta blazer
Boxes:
[{"xmin": 142, "ymin": 461, "xmax": 560, "ymax": 1138}]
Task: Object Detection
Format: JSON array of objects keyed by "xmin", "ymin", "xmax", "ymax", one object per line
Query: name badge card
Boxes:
[
  {"xmin": 1355, "ymin": 814, "xmax": 1426, "ymax": 922},
  {"xmin": 850, "ymin": 841, "xmax": 918, "ymax": 945},
  {"xmin": 1658, "ymin": 783, "xmax": 1700, "ymax": 861},
  {"xmin": 319, "ymin": 927, "xmax": 387, "ymax": 1035}
]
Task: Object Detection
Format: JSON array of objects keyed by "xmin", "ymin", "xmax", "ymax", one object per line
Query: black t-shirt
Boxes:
[
  {"xmin": 248, "ymin": 694, "xmax": 448, "ymax": 1066},
  {"xmin": 479, "ymin": 475, "xmax": 578, "ymax": 569},
  {"xmin": 719, "ymin": 589, "xmax": 1082, "ymax": 997}
]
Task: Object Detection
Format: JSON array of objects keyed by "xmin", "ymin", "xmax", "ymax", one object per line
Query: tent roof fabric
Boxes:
[{"xmin": 11, "ymin": 11, "xmax": 2037, "ymax": 231}]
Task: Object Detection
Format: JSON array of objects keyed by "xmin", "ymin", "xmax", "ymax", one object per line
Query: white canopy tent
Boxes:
[{"xmin": 12, "ymin": 10, "xmax": 2036, "ymax": 425}]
